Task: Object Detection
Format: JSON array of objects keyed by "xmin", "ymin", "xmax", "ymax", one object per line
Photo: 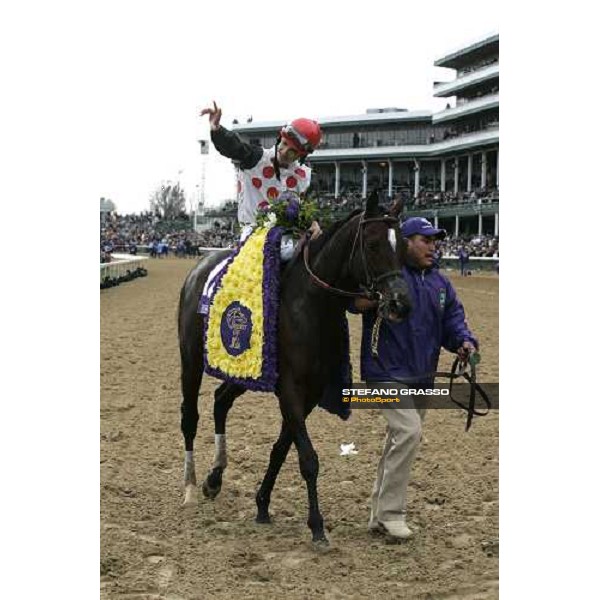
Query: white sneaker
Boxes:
[
  {"xmin": 378, "ymin": 518, "xmax": 413, "ymax": 540},
  {"xmin": 368, "ymin": 519, "xmax": 384, "ymax": 534}
]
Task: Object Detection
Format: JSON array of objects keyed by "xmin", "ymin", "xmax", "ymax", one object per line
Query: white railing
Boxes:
[
  {"xmin": 440, "ymin": 255, "xmax": 499, "ymax": 271},
  {"xmin": 100, "ymin": 253, "xmax": 148, "ymax": 284},
  {"xmin": 443, "ymin": 255, "xmax": 497, "ymax": 261}
]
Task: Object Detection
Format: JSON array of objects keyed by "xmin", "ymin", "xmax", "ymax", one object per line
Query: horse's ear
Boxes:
[
  {"xmin": 389, "ymin": 197, "xmax": 403, "ymax": 218},
  {"xmin": 365, "ymin": 188, "xmax": 379, "ymax": 216}
]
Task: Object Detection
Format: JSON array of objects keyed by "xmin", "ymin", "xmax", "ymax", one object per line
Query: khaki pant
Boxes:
[{"xmin": 370, "ymin": 397, "xmax": 427, "ymax": 524}]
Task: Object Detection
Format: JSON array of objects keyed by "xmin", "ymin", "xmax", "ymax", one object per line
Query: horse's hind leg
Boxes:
[
  {"xmin": 202, "ymin": 381, "xmax": 245, "ymax": 499},
  {"xmin": 181, "ymin": 350, "xmax": 202, "ymax": 506},
  {"xmin": 255, "ymin": 420, "xmax": 294, "ymax": 523},
  {"xmin": 179, "ymin": 301, "xmax": 205, "ymax": 506}
]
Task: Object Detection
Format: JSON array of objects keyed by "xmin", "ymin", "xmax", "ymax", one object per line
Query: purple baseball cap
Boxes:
[{"xmin": 401, "ymin": 217, "xmax": 446, "ymax": 240}]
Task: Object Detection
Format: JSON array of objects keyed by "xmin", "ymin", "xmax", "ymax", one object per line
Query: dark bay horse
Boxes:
[{"xmin": 177, "ymin": 190, "xmax": 410, "ymax": 545}]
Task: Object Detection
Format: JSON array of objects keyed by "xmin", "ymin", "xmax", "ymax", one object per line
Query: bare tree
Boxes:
[{"xmin": 149, "ymin": 182, "xmax": 187, "ymax": 219}]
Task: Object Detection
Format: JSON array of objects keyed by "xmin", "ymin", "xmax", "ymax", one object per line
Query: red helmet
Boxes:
[{"xmin": 280, "ymin": 118, "xmax": 322, "ymax": 156}]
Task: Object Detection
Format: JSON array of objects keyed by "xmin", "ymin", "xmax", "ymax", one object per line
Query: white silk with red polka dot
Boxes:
[{"xmin": 236, "ymin": 146, "xmax": 311, "ymax": 225}]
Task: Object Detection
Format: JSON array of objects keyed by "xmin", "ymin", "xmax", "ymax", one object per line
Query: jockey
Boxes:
[{"xmin": 200, "ymin": 101, "xmax": 323, "ymax": 255}]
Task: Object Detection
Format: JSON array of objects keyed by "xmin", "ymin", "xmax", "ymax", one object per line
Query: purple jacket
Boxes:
[{"xmin": 356, "ymin": 266, "xmax": 478, "ymax": 384}]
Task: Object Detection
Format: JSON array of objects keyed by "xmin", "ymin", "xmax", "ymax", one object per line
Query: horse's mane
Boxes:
[
  {"xmin": 308, "ymin": 208, "xmax": 364, "ymax": 254},
  {"xmin": 310, "ymin": 203, "xmax": 390, "ymax": 254},
  {"xmin": 280, "ymin": 209, "xmax": 362, "ymax": 280},
  {"xmin": 282, "ymin": 204, "xmax": 388, "ymax": 278}
]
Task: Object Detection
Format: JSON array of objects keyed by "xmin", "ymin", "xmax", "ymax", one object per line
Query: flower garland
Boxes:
[
  {"xmin": 204, "ymin": 226, "xmax": 283, "ymax": 391},
  {"xmin": 255, "ymin": 191, "xmax": 331, "ymax": 238}
]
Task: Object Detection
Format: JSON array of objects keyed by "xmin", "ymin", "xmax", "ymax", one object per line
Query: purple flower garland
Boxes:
[{"xmin": 258, "ymin": 226, "xmax": 283, "ymax": 390}]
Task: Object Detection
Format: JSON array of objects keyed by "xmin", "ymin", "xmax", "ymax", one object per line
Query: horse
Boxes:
[{"xmin": 177, "ymin": 189, "xmax": 411, "ymax": 546}]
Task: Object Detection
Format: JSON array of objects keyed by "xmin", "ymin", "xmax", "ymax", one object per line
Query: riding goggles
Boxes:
[{"xmin": 281, "ymin": 124, "xmax": 314, "ymax": 154}]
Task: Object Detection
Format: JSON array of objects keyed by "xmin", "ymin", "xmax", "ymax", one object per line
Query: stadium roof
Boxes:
[
  {"xmin": 306, "ymin": 129, "xmax": 499, "ymax": 161},
  {"xmin": 231, "ymin": 110, "xmax": 432, "ymax": 133},
  {"xmin": 434, "ymin": 32, "xmax": 499, "ymax": 70},
  {"xmin": 434, "ymin": 63, "xmax": 499, "ymax": 98},
  {"xmin": 432, "ymin": 93, "xmax": 499, "ymax": 124}
]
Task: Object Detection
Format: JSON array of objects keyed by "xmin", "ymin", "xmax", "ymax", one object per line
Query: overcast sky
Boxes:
[{"xmin": 73, "ymin": 1, "xmax": 498, "ymax": 214}]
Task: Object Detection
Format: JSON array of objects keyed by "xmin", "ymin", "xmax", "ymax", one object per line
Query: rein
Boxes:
[{"xmin": 370, "ymin": 315, "xmax": 491, "ymax": 432}]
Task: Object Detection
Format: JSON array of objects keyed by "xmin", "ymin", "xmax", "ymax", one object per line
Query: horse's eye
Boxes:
[{"xmin": 366, "ymin": 241, "xmax": 380, "ymax": 251}]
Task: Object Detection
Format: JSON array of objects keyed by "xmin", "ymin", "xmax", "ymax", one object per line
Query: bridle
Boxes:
[{"xmin": 302, "ymin": 211, "xmax": 403, "ymax": 301}]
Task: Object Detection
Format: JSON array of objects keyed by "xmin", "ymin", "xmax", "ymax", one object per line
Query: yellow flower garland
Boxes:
[{"xmin": 205, "ymin": 227, "xmax": 269, "ymax": 378}]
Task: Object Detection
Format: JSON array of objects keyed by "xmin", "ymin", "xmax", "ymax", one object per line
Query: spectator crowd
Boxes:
[
  {"xmin": 409, "ymin": 188, "xmax": 499, "ymax": 209},
  {"xmin": 437, "ymin": 233, "xmax": 499, "ymax": 258},
  {"xmin": 100, "ymin": 211, "xmax": 236, "ymax": 263},
  {"xmin": 100, "ymin": 203, "xmax": 498, "ymax": 265},
  {"xmin": 312, "ymin": 188, "xmax": 498, "ymax": 212}
]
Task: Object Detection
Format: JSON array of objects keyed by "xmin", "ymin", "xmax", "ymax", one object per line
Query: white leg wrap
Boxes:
[
  {"xmin": 184, "ymin": 451, "xmax": 196, "ymax": 485},
  {"xmin": 212, "ymin": 434, "xmax": 227, "ymax": 469}
]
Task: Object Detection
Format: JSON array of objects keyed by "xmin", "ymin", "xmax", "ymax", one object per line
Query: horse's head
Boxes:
[{"xmin": 348, "ymin": 190, "xmax": 411, "ymax": 322}]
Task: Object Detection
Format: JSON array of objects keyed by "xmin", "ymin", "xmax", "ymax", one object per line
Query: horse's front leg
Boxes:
[
  {"xmin": 202, "ymin": 382, "xmax": 245, "ymax": 499},
  {"xmin": 255, "ymin": 418, "xmax": 294, "ymax": 523},
  {"xmin": 280, "ymin": 380, "xmax": 327, "ymax": 546}
]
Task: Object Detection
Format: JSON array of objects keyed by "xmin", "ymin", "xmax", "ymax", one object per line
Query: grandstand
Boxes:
[
  {"xmin": 231, "ymin": 32, "xmax": 499, "ymax": 238},
  {"xmin": 100, "ymin": 197, "xmax": 116, "ymax": 214}
]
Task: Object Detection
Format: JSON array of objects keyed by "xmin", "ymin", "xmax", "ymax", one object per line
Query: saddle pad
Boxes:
[
  {"xmin": 203, "ymin": 226, "xmax": 283, "ymax": 391},
  {"xmin": 199, "ymin": 257, "xmax": 230, "ymax": 315}
]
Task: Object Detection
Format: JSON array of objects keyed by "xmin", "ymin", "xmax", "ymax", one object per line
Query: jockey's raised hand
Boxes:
[{"xmin": 200, "ymin": 101, "xmax": 222, "ymax": 131}]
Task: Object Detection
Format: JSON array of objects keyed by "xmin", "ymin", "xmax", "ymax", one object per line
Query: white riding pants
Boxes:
[{"xmin": 240, "ymin": 225, "xmax": 295, "ymax": 262}]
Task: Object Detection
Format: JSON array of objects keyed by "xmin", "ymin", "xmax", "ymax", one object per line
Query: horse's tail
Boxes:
[
  {"xmin": 177, "ymin": 250, "xmax": 230, "ymax": 352},
  {"xmin": 177, "ymin": 259, "xmax": 204, "ymax": 351},
  {"xmin": 177, "ymin": 270, "xmax": 189, "ymax": 343}
]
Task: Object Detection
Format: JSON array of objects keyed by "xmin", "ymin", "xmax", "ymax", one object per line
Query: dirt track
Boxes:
[{"xmin": 100, "ymin": 258, "xmax": 499, "ymax": 600}]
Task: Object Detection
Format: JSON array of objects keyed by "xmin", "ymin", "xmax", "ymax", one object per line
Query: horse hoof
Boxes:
[
  {"xmin": 182, "ymin": 484, "xmax": 198, "ymax": 507},
  {"xmin": 312, "ymin": 536, "xmax": 330, "ymax": 552},
  {"xmin": 201, "ymin": 480, "xmax": 221, "ymax": 500},
  {"xmin": 255, "ymin": 513, "xmax": 272, "ymax": 524}
]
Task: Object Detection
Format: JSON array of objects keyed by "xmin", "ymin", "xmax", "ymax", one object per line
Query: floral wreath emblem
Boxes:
[{"xmin": 220, "ymin": 302, "xmax": 253, "ymax": 356}]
